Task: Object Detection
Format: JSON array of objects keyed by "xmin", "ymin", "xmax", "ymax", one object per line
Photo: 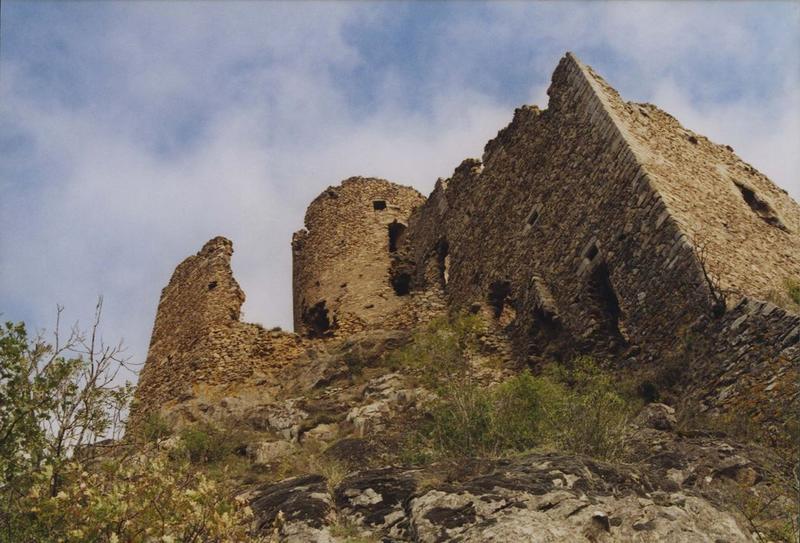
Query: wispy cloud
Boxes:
[{"xmin": 1, "ymin": 1, "xmax": 797, "ymax": 373}]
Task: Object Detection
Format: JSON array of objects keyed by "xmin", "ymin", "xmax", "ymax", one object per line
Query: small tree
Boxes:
[{"xmin": 1, "ymin": 300, "xmax": 256, "ymax": 542}]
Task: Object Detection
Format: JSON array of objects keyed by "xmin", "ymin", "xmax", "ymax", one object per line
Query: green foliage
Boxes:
[
  {"xmin": 140, "ymin": 410, "xmax": 173, "ymax": 443},
  {"xmin": 388, "ymin": 313, "xmax": 483, "ymax": 389},
  {"xmin": 0, "ymin": 308, "xmax": 259, "ymax": 542},
  {"xmin": 178, "ymin": 424, "xmax": 243, "ymax": 464},
  {"xmin": 0, "ymin": 321, "xmax": 81, "ymax": 486},
  {"xmin": 5, "ymin": 447, "xmax": 258, "ymax": 543},
  {"xmin": 393, "ymin": 315, "xmax": 637, "ymax": 462},
  {"xmin": 421, "ymin": 362, "xmax": 635, "ymax": 461},
  {"xmin": 541, "ymin": 358, "xmax": 634, "ymax": 460}
]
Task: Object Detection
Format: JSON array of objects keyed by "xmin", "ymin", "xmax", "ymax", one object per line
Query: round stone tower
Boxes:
[{"xmin": 292, "ymin": 177, "xmax": 426, "ymax": 337}]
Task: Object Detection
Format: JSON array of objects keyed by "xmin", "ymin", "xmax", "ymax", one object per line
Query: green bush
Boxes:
[
  {"xmin": 388, "ymin": 313, "xmax": 483, "ymax": 389},
  {"xmin": 544, "ymin": 358, "xmax": 633, "ymax": 460},
  {"xmin": 392, "ymin": 312, "xmax": 638, "ymax": 462},
  {"xmin": 178, "ymin": 424, "xmax": 240, "ymax": 464},
  {"xmin": 140, "ymin": 411, "xmax": 173, "ymax": 443}
]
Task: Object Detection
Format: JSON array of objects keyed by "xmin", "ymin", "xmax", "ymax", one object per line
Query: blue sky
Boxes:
[{"xmin": 1, "ymin": 1, "xmax": 798, "ymax": 375}]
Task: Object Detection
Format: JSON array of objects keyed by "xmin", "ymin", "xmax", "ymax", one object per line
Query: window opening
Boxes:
[
  {"xmin": 735, "ymin": 182, "xmax": 787, "ymax": 231},
  {"xmin": 584, "ymin": 263, "xmax": 627, "ymax": 348},
  {"xmin": 488, "ymin": 281, "xmax": 512, "ymax": 318},
  {"xmin": 391, "ymin": 273, "xmax": 411, "ymax": 296}
]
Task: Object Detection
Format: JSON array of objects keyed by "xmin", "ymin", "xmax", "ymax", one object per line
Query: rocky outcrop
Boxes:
[
  {"xmin": 252, "ymin": 454, "xmax": 755, "ymax": 542},
  {"xmin": 247, "ymin": 402, "xmax": 792, "ymax": 542}
]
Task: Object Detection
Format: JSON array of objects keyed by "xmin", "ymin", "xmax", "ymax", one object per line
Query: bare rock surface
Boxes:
[{"xmin": 251, "ymin": 452, "xmax": 754, "ymax": 542}]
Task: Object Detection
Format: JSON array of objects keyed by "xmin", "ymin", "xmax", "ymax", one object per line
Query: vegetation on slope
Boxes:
[
  {"xmin": 388, "ymin": 314, "xmax": 638, "ymax": 462},
  {"xmin": 0, "ymin": 305, "xmax": 256, "ymax": 543}
]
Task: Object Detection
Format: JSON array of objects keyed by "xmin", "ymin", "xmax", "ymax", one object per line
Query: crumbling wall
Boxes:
[
  {"xmin": 596, "ymin": 74, "xmax": 800, "ymax": 304},
  {"xmin": 131, "ymin": 237, "xmax": 306, "ymax": 424},
  {"xmin": 292, "ymin": 177, "xmax": 426, "ymax": 338},
  {"xmin": 399, "ymin": 53, "xmax": 716, "ymax": 363},
  {"xmin": 684, "ymin": 298, "xmax": 799, "ymax": 438}
]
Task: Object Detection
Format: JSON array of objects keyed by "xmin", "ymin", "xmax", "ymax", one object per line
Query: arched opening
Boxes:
[
  {"xmin": 388, "ymin": 221, "xmax": 406, "ymax": 253},
  {"xmin": 583, "ymin": 263, "xmax": 628, "ymax": 349},
  {"xmin": 488, "ymin": 281, "xmax": 512, "ymax": 318}
]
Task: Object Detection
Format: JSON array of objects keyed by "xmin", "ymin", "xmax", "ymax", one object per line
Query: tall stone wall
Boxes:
[
  {"xmin": 292, "ymin": 177, "xmax": 426, "ymax": 338},
  {"xmin": 397, "ymin": 53, "xmax": 716, "ymax": 362},
  {"xmin": 685, "ymin": 298, "xmax": 799, "ymax": 436},
  {"xmin": 131, "ymin": 237, "xmax": 307, "ymax": 424},
  {"xmin": 596, "ymin": 75, "xmax": 800, "ymax": 303}
]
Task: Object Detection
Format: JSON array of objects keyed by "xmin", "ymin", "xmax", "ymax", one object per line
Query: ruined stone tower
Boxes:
[{"xmin": 291, "ymin": 177, "xmax": 425, "ymax": 338}]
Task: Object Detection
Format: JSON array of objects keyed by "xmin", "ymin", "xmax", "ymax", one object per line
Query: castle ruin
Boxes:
[{"xmin": 131, "ymin": 53, "xmax": 799, "ymax": 431}]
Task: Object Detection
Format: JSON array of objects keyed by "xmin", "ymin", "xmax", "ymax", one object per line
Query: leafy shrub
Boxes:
[
  {"xmin": 3, "ymin": 447, "xmax": 257, "ymax": 543},
  {"xmin": 140, "ymin": 410, "xmax": 173, "ymax": 442},
  {"xmin": 426, "ymin": 382, "xmax": 495, "ymax": 457},
  {"xmin": 178, "ymin": 424, "xmax": 242, "ymax": 464},
  {"xmin": 543, "ymin": 358, "xmax": 634, "ymax": 460},
  {"xmin": 387, "ymin": 313, "xmax": 483, "ymax": 389},
  {"xmin": 425, "ymin": 363, "xmax": 634, "ymax": 460},
  {"xmin": 395, "ymin": 313, "xmax": 638, "ymax": 461}
]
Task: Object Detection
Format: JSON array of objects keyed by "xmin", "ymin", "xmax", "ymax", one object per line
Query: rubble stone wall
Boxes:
[
  {"xmin": 131, "ymin": 53, "xmax": 799, "ymax": 432},
  {"xmin": 398, "ymin": 54, "xmax": 717, "ymax": 362},
  {"xmin": 597, "ymin": 72, "xmax": 800, "ymax": 303},
  {"xmin": 131, "ymin": 237, "xmax": 307, "ymax": 424},
  {"xmin": 687, "ymin": 298, "xmax": 799, "ymax": 434},
  {"xmin": 292, "ymin": 177, "xmax": 426, "ymax": 338}
]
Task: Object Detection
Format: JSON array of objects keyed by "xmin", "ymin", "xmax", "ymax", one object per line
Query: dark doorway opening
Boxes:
[
  {"xmin": 388, "ymin": 221, "xmax": 406, "ymax": 253},
  {"xmin": 584, "ymin": 263, "xmax": 627, "ymax": 348},
  {"xmin": 373, "ymin": 200, "xmax": 387, "ymax": 211},
  {"xmin": 436, "ymin": 239, "xmax": 450, "ymax": 287},
  {"xmin": 488, "ymin": 281, "xmax": 512, "ymax": 318},
  {"xmin": 303, "ymin": 301, "xmax": 333, "ymax": 338},
  {"xmin": 391, "ymin": 273, "xmax": 411, "ymax": 296}
]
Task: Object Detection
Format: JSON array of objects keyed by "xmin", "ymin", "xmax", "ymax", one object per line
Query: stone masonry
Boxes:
[
  {"xmin": 130, "ymin": 237, "xmax": 307, "ymax": 423},
  {"xmin": 292, "ymin": 177, "xmax": 426, "ymax": 338},
  {"xmin": 131, "ymin": 53, "xmax": 799, "ymax": 431}
]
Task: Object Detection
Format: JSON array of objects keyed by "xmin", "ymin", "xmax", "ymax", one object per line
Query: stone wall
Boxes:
[
  {"xmin": 597, "ymin": 73, "xmax": 800, "ymax": 303},
  {"xmin": 686, "ymin": 298, "xmax": 799, "ymax": 435},
  {"xmin": 396, "ymin": 53, "xmax": 719, "ymax": 363},
  {"xmin": 130, "ymin": 237, "xmax": 307, "ymax": 424},
  {"xmin": 132, "ymin": 53, "xmax": 799, "ymax": 433},
  {"xmin": 292, "ymin": 177, "xmax": 426, "ymax": 338},
  {"xmin": 393, "ymin": 52, "xmax": 799, "ymax": 422}
]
